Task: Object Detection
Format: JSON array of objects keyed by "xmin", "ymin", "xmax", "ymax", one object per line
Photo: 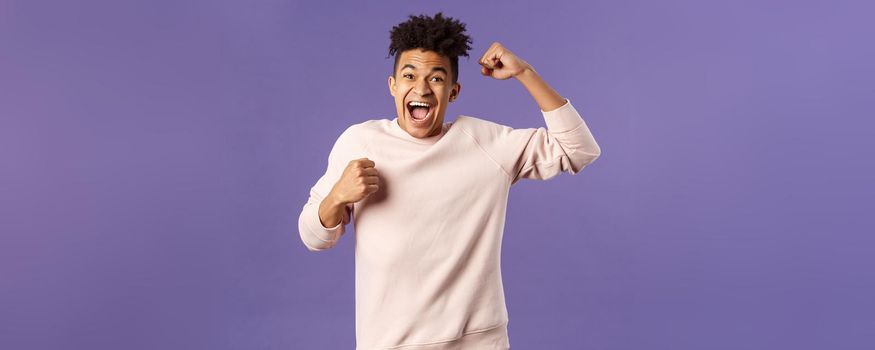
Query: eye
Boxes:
[
  {"xmin": 403, "ymin": 73, "xmax": 414, "ymax": 79},
  {"xmin": 431, "ymin": 76, "xmax": 445, "ymax": 82}
]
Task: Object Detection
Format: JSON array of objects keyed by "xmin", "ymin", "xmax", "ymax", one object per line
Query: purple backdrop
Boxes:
[{"xmin": 2, "ymin": 0, "xmax": 873, "ymax": 349}]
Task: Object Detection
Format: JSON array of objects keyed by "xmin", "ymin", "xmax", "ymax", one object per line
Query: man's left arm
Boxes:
[{"xmin": 478, "ymin": 42, "xmax": 602, "ymax": 183}]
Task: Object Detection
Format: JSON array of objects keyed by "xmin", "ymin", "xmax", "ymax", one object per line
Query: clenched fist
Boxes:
[
  {"xmin": 319, "ymin": 158, "xmax": 380, "ymax": 228},
  {"xmin": 478, "ymin": 42, "xmax": 533, "ymax": 80},
  {"xmin": 331, "ymin": 158, "xmax": 381, "ymax": 204}
]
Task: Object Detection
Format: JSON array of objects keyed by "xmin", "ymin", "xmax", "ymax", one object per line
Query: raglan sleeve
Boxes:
[
  {"xmin": 297, "ymin": 126, "xmax": 361, "ymax": 251},
  {"xmin": 488, "ymin": 99, "xmax": 602, "ymax": 185}
]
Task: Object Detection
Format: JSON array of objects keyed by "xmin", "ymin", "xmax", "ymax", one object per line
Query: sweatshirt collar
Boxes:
[{"xmin": 389, "ymin": 117, "xmax": 447, "ymax": 145}]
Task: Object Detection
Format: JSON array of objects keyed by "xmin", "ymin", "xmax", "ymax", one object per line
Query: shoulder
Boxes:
[
  {"xmin": 454, "ymin": 115, "xmax": 507, "ymax": 130},
  {"xmin": 335, "ymin": 119, "xmax": 386, "ymax": 143},
  {"xmin": 453, "ymin": 115, "xmax": 513, "ymax": 138},
  {"xmin": 453, "ymin": 115, "xmax": 532, "ymax": 145},
  {"xmin": 329, "ymin": 118, "xmax": 388, "ymax": 158}
]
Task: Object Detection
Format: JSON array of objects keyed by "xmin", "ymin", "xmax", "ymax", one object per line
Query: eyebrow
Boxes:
[{"xmin": 401, "ymin": 64, "xmax": 448, "ymax": 75}]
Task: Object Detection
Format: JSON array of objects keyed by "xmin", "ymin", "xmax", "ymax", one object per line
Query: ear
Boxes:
[
  {"xmin": 450, "ymin": 82, "xmax": 461, "ymax": 101},
  {"xmin": 388, "ymin": 75, "xmax": 396, "ymax": 97}
]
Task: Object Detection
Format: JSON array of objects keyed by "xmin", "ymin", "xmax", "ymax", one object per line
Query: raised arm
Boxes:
[{"xmin": 477, "ymin": 42, "xmax": 602, "ymax": 184}]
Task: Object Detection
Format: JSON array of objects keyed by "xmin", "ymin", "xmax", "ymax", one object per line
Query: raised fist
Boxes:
[{"xmin": 478, "ymin": 42, "xmax": 533, "ymax": 80}]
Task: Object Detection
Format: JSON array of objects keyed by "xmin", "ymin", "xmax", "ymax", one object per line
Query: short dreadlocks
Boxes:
[{"xmin": 388, "ymin": 12, "xmax": 473, "ymax": 85}]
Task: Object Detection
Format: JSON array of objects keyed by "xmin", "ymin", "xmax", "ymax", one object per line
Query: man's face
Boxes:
[{"xmin": 388, "ymin": 49, "xmax": 461, "ymax": 138}]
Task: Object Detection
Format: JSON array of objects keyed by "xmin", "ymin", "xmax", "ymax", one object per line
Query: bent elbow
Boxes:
[
  {"xmin": 586, "ymin": 148, "xmax": 601, "ymax": 164},
  {"xmin": 569, "ymin": 148, "xmax": 601, "ymax": 174},
  {"xmin": 301, "ymin": 237, "xmax": 335, "ymax": 252},
  {"xmin": 297, "ymin": 208, "xmax": 340, "ymax": 252},
  {"xmin": 298, "ymin": 222, "xmax": 338, "ymax": 252}
]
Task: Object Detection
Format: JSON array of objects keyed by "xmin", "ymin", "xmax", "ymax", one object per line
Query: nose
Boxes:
[{"xmin": 413, "ymin": 77, "xmax": 432, "ymax": 96}]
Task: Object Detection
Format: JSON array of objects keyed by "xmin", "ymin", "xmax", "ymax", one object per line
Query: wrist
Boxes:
[
  {"xmin": 514, "ymin": 66, "xmax": 538, "ymax": 82},
  {"xmin": 325, "ymin": 191, "xmax": 348, "ymax": 209},
  {"xmin": 318, "ymin": 192, "xmax": 347, "ymax": 228}
]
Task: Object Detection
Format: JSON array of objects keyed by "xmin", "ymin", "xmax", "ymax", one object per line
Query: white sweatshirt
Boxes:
[{"xmin": 298, "ymin": 99, "xmax": 601, "ymax": 349}]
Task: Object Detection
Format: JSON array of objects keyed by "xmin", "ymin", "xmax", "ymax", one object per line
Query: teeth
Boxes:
[{"xmin": 407, "ymin": 101, "xmax": 431, "ymax": 108}]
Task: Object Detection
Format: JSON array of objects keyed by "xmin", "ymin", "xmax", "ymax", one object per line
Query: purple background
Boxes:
[{"xmin": 2, "ymin": 0, "xmax": 873, "ymax": 349}]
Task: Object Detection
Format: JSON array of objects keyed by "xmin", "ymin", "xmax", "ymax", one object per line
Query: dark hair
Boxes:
[{"xmin": 388, "ymin": 12, "xmax": 473, "ymax": 85}]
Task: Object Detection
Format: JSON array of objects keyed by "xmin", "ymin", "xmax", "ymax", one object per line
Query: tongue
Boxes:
[{"xmin": 411, "ymin": 107, "xmax": 428, "ymax": 120}]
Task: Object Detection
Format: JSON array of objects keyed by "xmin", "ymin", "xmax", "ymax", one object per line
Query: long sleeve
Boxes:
[
  {"xmin": 298, "ymin": 188, "xmax": 351, "ymax": 251},
  {"xmin": 474, "ymin": 99, "xmax": 601, "ymax": 184},
  {"xmin": 297, "ymin": 126, "xmax": 362, "ymax": 251},
  {"xmin": 513, "ymin": 99, "xmax": 601, "ymax": 183}
]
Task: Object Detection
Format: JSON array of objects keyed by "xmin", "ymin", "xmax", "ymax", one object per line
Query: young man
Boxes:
[{"xmin": 298, "ymin": 12, "xmax": 601, "ymax": 350}]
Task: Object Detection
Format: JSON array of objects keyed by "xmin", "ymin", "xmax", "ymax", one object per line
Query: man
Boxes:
[{"xmin": 298, "ymin": 12, "xmax": 601, "ymax": 350}]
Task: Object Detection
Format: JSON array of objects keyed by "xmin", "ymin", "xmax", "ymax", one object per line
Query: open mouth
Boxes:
[{"xmin": 406, "ymin": 100, "xmax": 434, "ymax": 124}]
